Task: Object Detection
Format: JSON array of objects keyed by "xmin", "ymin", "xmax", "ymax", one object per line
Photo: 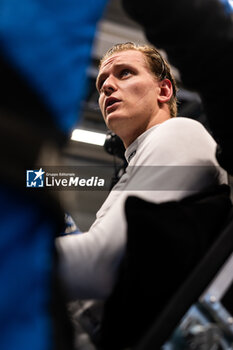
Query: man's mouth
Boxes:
[{"xmin": 105, "ymin": 97, "xmax": 121, "ymax": 112}]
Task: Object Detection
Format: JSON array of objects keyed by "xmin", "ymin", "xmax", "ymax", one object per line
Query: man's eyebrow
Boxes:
[{"xmin": 113, "ymin": 62, "xmax": 135, "ymax": 70}]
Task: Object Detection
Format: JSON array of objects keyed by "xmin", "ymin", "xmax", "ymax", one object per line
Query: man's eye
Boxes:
[{"xmin": 120, "ymin": 69, "xmax": 131, "ymax": 77}]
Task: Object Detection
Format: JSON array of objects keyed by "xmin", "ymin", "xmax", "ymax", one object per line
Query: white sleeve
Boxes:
[{"xmin": 56, "ymin": 190, "xmax": 128, "ymax": 299}]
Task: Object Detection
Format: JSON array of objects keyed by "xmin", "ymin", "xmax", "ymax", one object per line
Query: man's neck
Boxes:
[{"xmin": 123, "ymin": 113, "xmax": 172, "ymax": 148}]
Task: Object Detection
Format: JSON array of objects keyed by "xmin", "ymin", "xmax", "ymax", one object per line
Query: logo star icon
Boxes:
[{"xmin": 34, "ymin": 168, "xmax": 45, "ymax": 181}]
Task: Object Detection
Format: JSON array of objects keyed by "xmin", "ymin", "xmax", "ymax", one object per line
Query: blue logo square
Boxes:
[{"xmin": 26, "ymin": 168, "xmax": 45, "ymax": 187}]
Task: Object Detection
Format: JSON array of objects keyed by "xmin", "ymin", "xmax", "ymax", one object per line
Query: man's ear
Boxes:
[{"xmin": 157, "ymin": 79, "xmax": 173, "ymax": 103}]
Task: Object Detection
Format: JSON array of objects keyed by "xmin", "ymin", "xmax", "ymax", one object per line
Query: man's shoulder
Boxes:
[
  {"xmin": 159, "ymin": 117, "xmax": 206, "ymax": 132},
  {"xmin": 148, "ymin": 117, "xmax": 214, "ymax": 146},
  {"xmin": 134, "ymin": 117, "xmax": 218, "ymax": 166}
]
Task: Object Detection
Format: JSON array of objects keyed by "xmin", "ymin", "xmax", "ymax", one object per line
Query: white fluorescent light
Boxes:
[{"xmin": 71, "ymin": 129, "xmax": 106, "ymax": 146}]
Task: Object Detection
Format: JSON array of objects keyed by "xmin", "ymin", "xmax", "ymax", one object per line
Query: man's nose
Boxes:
[{"xmin": 103, "ymin": 77, "xmax": 117, "ymax": 95}]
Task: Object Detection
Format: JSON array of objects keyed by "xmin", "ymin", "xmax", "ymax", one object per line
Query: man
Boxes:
[
  {"xmin": 56, "ymin": 42, "xmax": 227, "ymax": 299},
  {"xmin": 96, "ymin": 43, "xmax": 177, "ymax": 148}
]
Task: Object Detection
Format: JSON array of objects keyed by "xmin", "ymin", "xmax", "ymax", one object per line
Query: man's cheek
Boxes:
[{"xmin": 99, "ymin": 102, "xmax": 105, "ymax": 118}]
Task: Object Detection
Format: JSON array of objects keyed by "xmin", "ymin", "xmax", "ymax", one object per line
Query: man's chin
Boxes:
[
  {"xmin": 106, "ymin": 111, "xmax": 126, "ymax": 123},
  {"xmin": 106, "ymin": 118, "xmax": 129, "ymax": 140},
  {"xmin": 106, "ymin": 113, "xmax": 124, "ymax": 129}
]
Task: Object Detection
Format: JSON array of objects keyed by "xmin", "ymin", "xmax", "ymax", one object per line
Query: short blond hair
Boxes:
[{"xmin": 99, "ymin": 42, "xmax": 178, "ymax": 118}]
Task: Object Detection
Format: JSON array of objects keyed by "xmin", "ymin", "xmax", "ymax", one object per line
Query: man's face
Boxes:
[{"xmin": 96, "ymin": 50, "xmax": 163, "ymax": 147}]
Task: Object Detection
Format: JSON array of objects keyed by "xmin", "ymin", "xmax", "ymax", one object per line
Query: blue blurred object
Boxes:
[
  {"xmin": 0, "ymin": 0, "xmax": 108, "ymax": 349},
  {"xmin": 0, "ymin": 0, "xmax": 107, "ymax": 133},
  {"xmin": 0, "ymin": 187, "xmax": 55, "ymax": 350}
]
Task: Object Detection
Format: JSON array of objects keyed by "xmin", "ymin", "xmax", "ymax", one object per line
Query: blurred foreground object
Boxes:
[{"xmin": 0, "ymin": 1, "xmax": 108, "ymax": 349}]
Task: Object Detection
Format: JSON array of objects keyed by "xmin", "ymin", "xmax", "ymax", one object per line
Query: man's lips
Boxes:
[
  {"xmin": 105, "ymin": 97, "xmax": 121, "ymax": 113},
  {"xmin": 106, "ymin": 102, "xmax": 121, "ymax": 115}
]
